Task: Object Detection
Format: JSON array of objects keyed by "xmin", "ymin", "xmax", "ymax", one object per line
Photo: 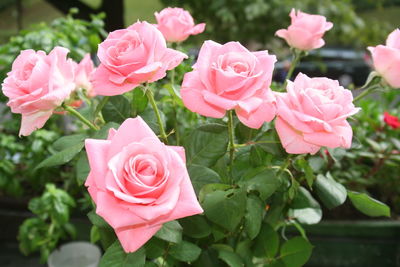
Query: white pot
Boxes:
[{"xmin": 47, "ymin": 241, "xmax": 101, "ymax": 267}]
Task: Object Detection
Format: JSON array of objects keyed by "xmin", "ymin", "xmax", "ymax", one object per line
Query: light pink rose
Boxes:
[
  {"xmin": 368, "ymin": 29, "xmax": 400, "ymax": 88},
  {"xmin": 276, "ymin": 9, "xmax": 333, "ymax": 51},
  {"xmin": 155, "ymin": 7, "xmax": 205, "ymax": 43},
  {"xmin": 85, "ymin": 117, "xmax": 203, "ymax": 253},
  {"xmin": 92, "ymin": 21, "xmax": 187, "ymax": 96},
  {"xmin": 1, "ymin": 47, "xmax": 75, "ymax": 136},
  {"xmin": 181, "ymin": 40, "xmax": 277, "ymax": 129},
  {"xmin": 74, "ymin": 54, "xmax": 96, "ymax": 97},
  {"xmin": 275, "ymin": 73, "xmax": 360, "ymax": 154}
]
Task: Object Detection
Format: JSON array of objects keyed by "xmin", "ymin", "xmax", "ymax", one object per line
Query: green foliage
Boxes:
[
  {"xmin": 348, "ymin": 191, "xmax": 391, "ymax": 217},
  {"xmin": 18, "ymin": 184, "xmax": 76, "ymax": 263}
]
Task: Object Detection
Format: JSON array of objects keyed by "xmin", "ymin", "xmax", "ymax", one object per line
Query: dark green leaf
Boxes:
[
  {"xmin": 92, "ymin": 122, "xmax": 120, "ymax": 140},
  {"xmin": 185, "ymin": 123, "xmax": 229, "ymax": 167},
  {"xmin": 76, "ymin": 152, "xmax": 90, "ymax": 185},
  {"xmin": 102, "ymin": 95, "xmax": 131, "ymax": 123},
  {"xmin": 170, "ymin": 241, "xmax": 202, "ymax": 262},
  {"xmin": 280, "ymin": 237, "xmax": 313, "ymax": 267},
  {"xmin": 244, "ymin": 194, "xmax": 264, "ymax": 239},
  {"xmin": 87, "ymin": 210, "xmax": 110, "ymax": 229},
  {"xmin": 213, "ymin": 244, "xmax": 243, "ymax": 267},
  {"xmin": 154, "ymin": 221, "xmax": 182, "ymax": 243},
  {"xmin": 52, "ymin": 134, "xmax": 86, "ymax": 151},
  {"xmin": 198, "ymin": 183, "xmax": 231, "ymax": 203},
  {"xmin": 314, "ymin": 173, "xmax": 347, "ymax": 209},
  {"xmin": 131, "ymin": 87, "xmax": 148, "ymax": 116},
  {"xmin": 348, "ymin": 191, "xmax": 390, "ymax": 217},
  {"xmin": 188, "ymin": 164, "xmax": 221, "ymax": 194},
  {"xmin": 180, "ymin": 215, "xmax": 211, "ymax": 239},
  {"xmin": 296, "ymin": 158, "xmax": 315, "ymax": 188},
  {"xmin": 35, "ymin": 142, "xmax": 84, "ymax": 169},
  {"xmin": 144, "ymin": 237, "xmax": 165, "ymax": 259},
  {"xmin": 242, "ymin": 168, "xmax": 280, "ymax": 200},
  {"xmin": 99, "ymin": 241, "xmax": 145, "ymax": 267},
  {"xmin": 253, "ymin": 223, "xmax": 279, "ymax": 258},
  {"xmin": 203, "ymin": 188, "xmax": 246, "ymax": 232}
]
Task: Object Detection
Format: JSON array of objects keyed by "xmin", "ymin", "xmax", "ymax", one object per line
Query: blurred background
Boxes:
[{"xmin": 1, "ymin": 1, "xmax": 400, "ymax": 267}]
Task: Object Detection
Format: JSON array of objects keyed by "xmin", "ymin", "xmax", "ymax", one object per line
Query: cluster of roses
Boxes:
[{"xmin": 1, "ymin": 7, "xmax": 399, "ymax": 253}]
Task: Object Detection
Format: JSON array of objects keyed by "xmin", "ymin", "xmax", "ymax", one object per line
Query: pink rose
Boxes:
[
  {"xmin": 275, "ymin": 73, "xmax": 360, "ymax": 154},
  {"xmin": 74, "ymin": 54, "xmax": 96, "ymax": 97},
  {"xmin": 368, "ymin": 29, "xmax": 400, "ymax": 88},
  {"xmin": 155, "ymin": 7, "xmax": 205, "ymax": 43},
  {"xmin": 1, "ymin": 47, "xmax": 75, "ymax": 136},
  {"xmin": 92, "ymin": 21, "xmax": 187, "ymax": 96},
  {"xmin": 85, "ymin": 117, "xmax": 203, "ymax": 252},
  {"xmin": 276, "ymin": 9, "xmax": 333, "ymax": 51},
  {"xmin": 181, "ymin": 40, "xmax": 277, "ymax": 129}
]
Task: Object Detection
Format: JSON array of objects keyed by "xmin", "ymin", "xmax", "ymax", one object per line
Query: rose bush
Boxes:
[
  {"xmin": 1, "ymin": 6, "xmax": 397, "ymax": 267},
  {"xmin": 181, "ymin": 40, "xmax": 277, "ymax": 129},
  {"xmin": 92, "ymin": 21, "xmax": 187, "ymax": 96}
]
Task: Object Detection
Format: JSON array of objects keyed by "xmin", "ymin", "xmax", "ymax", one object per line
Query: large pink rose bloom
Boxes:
[
  {"xmin": 275, "ymin": 73, "xmax": 360, "ymax": 154},
  {"xmin": 368, "ymin": 29, "xmax": 400, "ymax": 88},
  {"xmin": 1, "ymin": 47, "xmax": 75, "ymax": 136},
  {"xmin": 92, "ymin": 21, "xmax": 187, "ymax": 96},
  {"xmin": 276, "ymin": 9, "xmax": 333, "ymax": 51},
  {"xmin": 181, "ymin": 40, "xmax": 277, "ymax": 129},
  {"xmin": 155, "ymin": 7, "xmax": 205, "ymax": 43},
  {"xmin": 74, "ymin": 54, "xmax": 96, "ymax": 97},
  {"xmin": 85, "ymin": 117, "xmax": 203, "ymax": 253}
]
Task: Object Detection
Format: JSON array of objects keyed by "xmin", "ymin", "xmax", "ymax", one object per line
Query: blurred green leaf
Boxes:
[{"xmin": 348, "ymin": 191, "xmax": 390, "ymax": 217}]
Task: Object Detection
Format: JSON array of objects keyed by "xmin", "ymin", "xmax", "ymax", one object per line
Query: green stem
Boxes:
[
  {"xmin": 94, "ymin": 96, "xmax": 109, "ymax": 120},
  {"xmin": 63, "ymin": 104, "xmax": 99, "ymax": 131},
  {"xmin": 146, "ymin": 88, "xmax": 169, "ymax": 144},
  {"xmin": 353, "ymin": 85, "xmax": 379, "ymax": 103},
  {"xmin": 283, "ymin": 50, "xmax": 303, "ymax": 87},
  {"xmin": 227, "ymin": 110, "xmax": 235, "ymax": 175}
]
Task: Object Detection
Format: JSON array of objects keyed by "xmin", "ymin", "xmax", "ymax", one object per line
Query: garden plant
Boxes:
[{"xmin": 0, "ymin": 6, "xmax": 398, "ymax": 267}]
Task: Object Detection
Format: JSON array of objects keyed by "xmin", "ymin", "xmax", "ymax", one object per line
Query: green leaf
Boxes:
[
  {"xmin": 295, "ymin": 158, "xmax": 315, "ymax": 188},
  {"xmin": 185, "ymin": 123, "xmax": 229, "ymax": 167},
  {"xmin": 170, "ymin": 241, "xmax": 202, "ymax": 262},
  {"xmin": 253, "ymin": 223, "xmax": 279, "ymax": 258},
  {"xmin": 99, "ymin": 241, "xmax": 145, "ymax": 267},
  {"xmin": 280, "ymin": 237, "xmax": 313, "ymax": 267},
  {"xmin": 289, "ymin": 187, "xmax": 322, "ymax": 225},
  {"xmin": 188, "ymin": 164, "xmax": 221, "ymax": 194},
  {"xmin": 102, "ymin": 95, "xmax": 131, "ymax": 123},
  {"xmin": 348, "ymin": 191, "xmax": 390, "ymax": 217},
  {"xmin": 131, "ymin": 87, "xmax": 148, "ymax": 116},
  {"xmin": 236, "ymin": 240, "xmax": 255, "ymax": 267},
  {"xmin": 244, "ymin": 194, "xmax": 264, "ymax": 239},
  {"xmin": 144, "ymin": 238, "xmax": 166, "ymax": 259},
  {"xmin": 241, "ymin": 168, "xmax": 280, "ymax": 200},
  {"xmin": 76, "ymin": 152, "xmax": 89, "ymax": 185},
  {"xmin": 52, "ymin": 134, "xmax": 86, "ymax": 151},
  {"xmin": 180, "ymin": 215, "xmax": 211, "ymax": 239},
  {"xmin": 35, "ymin": 142, "xmax": 84, "ymax": 169},
  {"xmin": 88, "ymin": 211, "xmax": 110, "ymax": 228},
  {"xmin": 92, "ymin": 122, "xmax": 120, "ymax": 139},
  {"xmin": 198, "ymin": 183, "xmax": 231, "ymax": 203},
  {"xmin": 314, "ymin": 173, "xmax": 347, "ymax": 209},
  {"xmin": 202, "ymin": 188, "xmax": 246, "ymax": 232},
  {"xmin": 154, "ymin": 221, "xmax": 182, "ymax": 243},
  {"xmin": 213, "ymin": 244, "xmax": 243, "ymax": 267},
  {"xmin": 90, "ymin": 225, "xmax": 100, "ymax": 244}
]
